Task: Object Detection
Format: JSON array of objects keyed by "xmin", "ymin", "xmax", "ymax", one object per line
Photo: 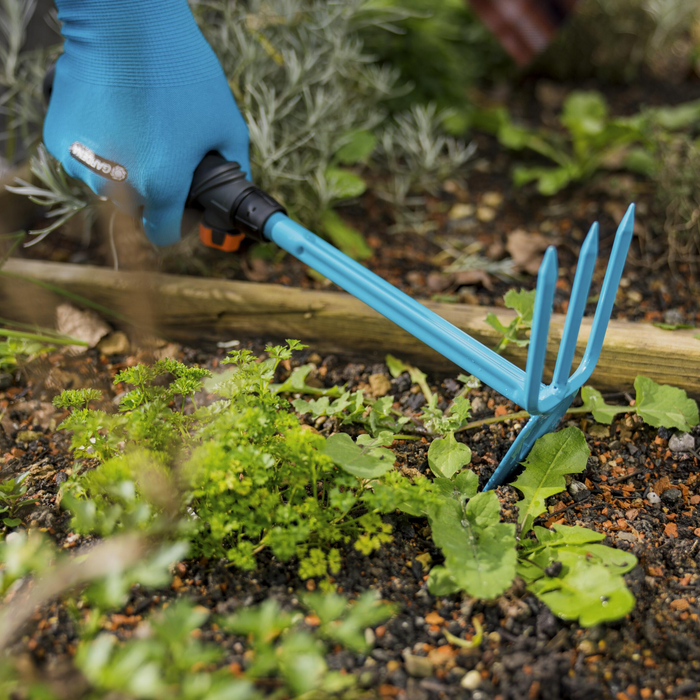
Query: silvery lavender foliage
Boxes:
[
  {"xmin": 374, "ymin": 103, "xmax": 476, "ymax": 230},
  {"xmin": 0, "ymin": 0, "xmax": 59, "ymax": 166},
  {"xmin": 4, "ymin": 0, "xmax": 475, "ymax": 242},
  {"xmin": 192, "ymin": 0, "xmax": 474, "ymax": 230}
]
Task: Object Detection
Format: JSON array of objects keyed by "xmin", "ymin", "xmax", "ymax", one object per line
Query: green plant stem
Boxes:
[
  {"xmin": 457, "ymin": 410, "xmax": 531, "ymax": 433},
  {"xmin": 0, "ymin": 328, "xmax": 88, "ymax": 346},
  {"xmin": 0, "ymin": 271, "xmax": 134, "ymax": 325}
]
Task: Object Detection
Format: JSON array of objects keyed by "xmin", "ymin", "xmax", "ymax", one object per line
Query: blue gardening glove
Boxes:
[{"xmin": 44, "ymin": 0, "xmax": 250, "ymax": 246}]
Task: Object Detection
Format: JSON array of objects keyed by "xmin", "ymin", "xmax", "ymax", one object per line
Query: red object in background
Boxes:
[{"xmin": 468, "ymin": 0, "xmax": 581, "ymax": 65}]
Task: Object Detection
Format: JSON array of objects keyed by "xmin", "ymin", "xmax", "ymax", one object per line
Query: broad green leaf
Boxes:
[
  {"xmin": 272, "ymin": 364, "xmax": 344, "ymax": 397},
  {"xmin": 223, "ymin": 599, "xmax": 293, "ymax": 640},
  {"xmin": 325, "ymin": 168, "xmax": 367, "ymax": 199},
  {"xmin": 561, "ymin": 91, "xmax": 608, "ymax": 138},
  {"xmin": 623, "ymin": 147, "xmax": 658, "ymax": 176},
  {"xmin": 302, "ymin": 592, "xmax": 347, "ymax": 625},
  {"xmin": 485, "ymin": 313, "xmax": 529, "ymax": 348},
  {"xmin": 323, "ymin": 433, "xmax": 394, "ymax": 479},
  {"xmin": 512, "ymin": 165, "xmax": 547, "ymax": 187},
  {"xmin": 645, "ymin": 99, "xmax": 700, "ymax": 130},
  {"xmin": 428, "ymin": 491, "xmax": 517, "ymax": 599},
  {"xmin": 504, "ymin": 288, "xmax": 536, "ymax": 324},
  {"xmin": 533, "ymin": 523, "xmax": 605, "ymax": 547},
  {"xmin": 470, "ymin": 105, "xmax": 509, "ymax": 135},
  {"xmin": 293, "ymin": 392, "xmax": 354, "ymax": 419},
  {"xmin": 385, "ymin": 354, "xmax": 409, "ymax": 378},
  {"xmin": 579, "ymin": 386, "xmax": 624, "ymax": 424},
  {"xmin": 278, "ymin": 633, "xmax": 327, "ymax": 695},
  {"xmin": 454, "ymin": 470, "xmax": 479, "ymax": 500},
  {"xmin": 526, "ymin": 545, "xmax": 636, "ymax": 627},
  {"xmin": 484, "ymin": 313, "xmax": 512, "ymax": 336},
  {"xmin": 335, "ymin": 131, "xmax": 377, "ymax": 164},
  {"xmin": 498, "ymin": 122, "xmax": 541, "ymax": 151},
  {"xmin": 320, "ymin": 209, "xmax": 372, "ymax": 261},
  {"xmin": 427, "ymin": 432, "xmax": 471, "ymax": 479},
  {"xmin": 357, "ymin": 431, "xmax": 395, "ymax": 448},
  {"xmin": 512, "ymin": 427, "xmax": 590, "ymax": 534},
  {"xmin": 536, "ymin": 167, "xmax": 574, "ymax": 196},
  {"xmin": 293, "ymin": 396, "xmax": 330, "ymax": 417},
  {"xmin": 427, "ymin": 565, "xmax": 461, "ymax": 596},
  {"xmin": 634, "ymin": 375, "xmax": 699, "ymax": 431},
  {"xmin": 384, "ymin": 354, "xmax": 432, "ymax": 400}
]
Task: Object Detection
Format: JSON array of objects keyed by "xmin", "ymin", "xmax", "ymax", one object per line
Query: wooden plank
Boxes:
[{"xmin": 1, "ymin": 257, "xmax": 699, "ymax": 396}]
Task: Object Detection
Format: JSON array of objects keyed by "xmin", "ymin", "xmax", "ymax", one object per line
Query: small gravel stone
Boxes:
[
  {"xmin": 661, "ymin": 488, "xmax": 682, "ymax": 504},
  {"xmin": 16, "ymin": 430, "xmax": 42, "ymax": 443},
  {"xmin": 460, "ymin": 669, "xmax": 482, "ymax": 690},
  {"xmin": 647, "ymin": 491, "xmax": 661, "ymax": 505},
  {"xmin": 568, "ymin": 480, "xmax": 589, "ymax": 502},
  {"xmin": 368, "ymin": 374, "xmax": 392, "ymax": 397},
  {"xmin": 476, "ymin": 206, "xmax": 496, "ymax": 222},
  {"xmin": 663, "ymin": 309, "xmax": 685, "ymax": 326},
  {"xmin": 669, "ymin": 433, "xmax": 695, "ymax": 453},
  {"xmin": 471, "ymin": 397, "xmax": 486, "ymax": 413},
  {"xmin": 403, "ymin": 652, "xmax": 433, "ymax": 678},
  {"xmin": 442, "ymin": 378, "xmax": 461, "ymax": 397},
  {"xmin": 0, "ymin": 373, "xmax": 12, "ymax": 390},
  {"xmin": 392, "ymin": 374, "xmax": 412, "ymax": 394},
  {"xmin": 406, "ymin": 393, "xmax": 426, "ymax": 411},
  {"xmin": 98, "ymin": 331, "xmax": 131, "ymax": 356}
]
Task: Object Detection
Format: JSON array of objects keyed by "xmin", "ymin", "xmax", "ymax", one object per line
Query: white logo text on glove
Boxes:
[{"xmin": 70, "ymin": 142, "xmax": 128, "ymax": 183}]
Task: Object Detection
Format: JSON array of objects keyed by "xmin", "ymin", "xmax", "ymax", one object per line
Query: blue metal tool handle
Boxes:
[{"xmin": 189, "ymin": 155, "xmax": 526, "ymax": 403}]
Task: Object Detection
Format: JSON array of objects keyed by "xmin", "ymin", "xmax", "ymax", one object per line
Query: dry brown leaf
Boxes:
[
  {"xmin": 453, "ymin": 269, "xmax": 493, "ymax": 290},
  {"xmin": 56, "ymin": 303, "xmax": 110, "ymax": 353},
  {"xmin": 506, "ymin": 229, "xmax": 551, "ymax": 275}
]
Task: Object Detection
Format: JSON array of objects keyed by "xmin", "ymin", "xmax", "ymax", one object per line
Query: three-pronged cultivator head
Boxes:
[{"xmin": 484, "ymin": 203, "xmax": 636, "ymax": 489}]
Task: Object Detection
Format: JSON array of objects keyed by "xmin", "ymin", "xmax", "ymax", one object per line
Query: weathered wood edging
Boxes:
[{"xmin": 1, "ymin": 257, "xmax": 699, "ymax": 395}]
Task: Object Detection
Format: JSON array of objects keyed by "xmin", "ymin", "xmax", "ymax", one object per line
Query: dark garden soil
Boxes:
[{"xmin": 1, "ymin": 341, "xmax": 699, "ymax": 700}]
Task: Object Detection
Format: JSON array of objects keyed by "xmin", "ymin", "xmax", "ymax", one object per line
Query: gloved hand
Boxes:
[{"xmin": 44, "ymin": 0, "xmax": 250, "ymax": 246}]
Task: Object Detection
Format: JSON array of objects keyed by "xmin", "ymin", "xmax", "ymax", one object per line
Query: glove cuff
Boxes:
[{"xmin": 55, "ymin": 0, "xmax": 223, "ymax": 87}]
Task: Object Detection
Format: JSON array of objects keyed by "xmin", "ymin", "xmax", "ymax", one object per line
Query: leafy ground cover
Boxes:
[{"xmin": 0, "ymin": 337, "xmax": 699, "ymax": 699}]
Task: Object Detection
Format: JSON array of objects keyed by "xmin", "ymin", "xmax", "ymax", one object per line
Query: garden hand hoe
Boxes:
[
  {"xmin": 41, "ymin": 65, "xmax": 635, "ymax": 489},
  {"xmin": 188, "ymin": 155, "xmax": 635, "ymax": 490}
]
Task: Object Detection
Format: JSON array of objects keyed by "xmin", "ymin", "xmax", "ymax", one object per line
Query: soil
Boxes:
[{"xmin": 1, "ymin": 342, "xmax": 699, "ymax": 700}]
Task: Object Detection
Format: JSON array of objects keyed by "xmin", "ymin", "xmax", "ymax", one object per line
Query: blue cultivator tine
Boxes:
[
  {"xmin": 569, "ymin": 204, "xmax": 635, "ymax": 391},
  {"xmin": 262, "ymin": 202, "xmax": 635, "ymax": 491},
  {"xmin": 551, "ymin": 223, "xmax": 599, "ymax": 390},
  {"xmin": 523, "ymin": 246, "xmax": 558, "ymax": 414},
  {"xmin": 483, "ymin": 398, "xmax": 574, "ymax": 491}
]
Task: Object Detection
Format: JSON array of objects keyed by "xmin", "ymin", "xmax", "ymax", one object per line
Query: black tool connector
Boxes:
[{"xmin": 189, "ymin": 154, "xmax": 286, "ymax": 242}]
